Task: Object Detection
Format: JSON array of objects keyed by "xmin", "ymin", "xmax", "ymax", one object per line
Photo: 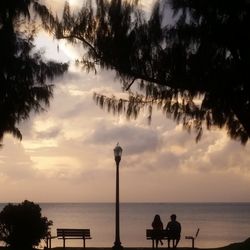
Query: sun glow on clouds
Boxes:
[
  {"xmin": 20, "ymin": 118, "xmax": 60, "ymax": 150},
  {"xmin": 22, "ymin": 140, "xmax": 58, "ymax": 151},
  {"xmin": 32, "ymin": 156, "xmax": 80, "ymax": 172},
  {"xmin": 33, "ymin": 118, "xmax": 57, "ymax": 133},
  {"xmin": 67, "ymin": 0, "xmax": 82, "ymax": 7},
  {"xmin": 67, "ymin": 86, "xmax": 90, "ymax": 97},
  {"xmin": 59, "ymin": 41, "xmax": 83, "ymax": 62},
  {"xmin": 139, "ymin": 0, "xmax": 156, "ymax": 10}
]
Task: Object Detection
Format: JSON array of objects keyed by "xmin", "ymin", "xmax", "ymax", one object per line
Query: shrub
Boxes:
[{"xmin": 0, "ymin": 200, "xmax": 52, "ymax": 249}]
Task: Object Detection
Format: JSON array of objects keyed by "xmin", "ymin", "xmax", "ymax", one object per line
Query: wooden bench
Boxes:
[
  {"xmin": 185, "ymin": 228, "xmax": 200, "ymax": 248},
  {"xmin": 146, "ymin": 229, "xmax": 169, "ymax": 249},
  {"xmin": 57, "ymin": 228, "xmax": 92, "ymax": 248}
]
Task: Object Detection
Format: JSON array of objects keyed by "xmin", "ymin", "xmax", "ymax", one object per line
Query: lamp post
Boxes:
[{"xmin": 113, "ymin": 143, "xmax": 123, "ymax": 250}]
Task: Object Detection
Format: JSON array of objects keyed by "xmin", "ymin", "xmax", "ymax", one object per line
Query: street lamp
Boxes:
[{"xmin": 113, "ymin": 143, "xmax": 123, "ymax": 250}]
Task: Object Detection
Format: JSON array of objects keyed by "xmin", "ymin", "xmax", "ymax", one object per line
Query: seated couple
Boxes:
[{"xmin": 152, "ymin": 214, "xmax": 181, "ymax": 248}]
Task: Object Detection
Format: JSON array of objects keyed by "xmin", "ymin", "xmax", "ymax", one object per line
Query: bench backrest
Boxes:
[
  {"xmin": 57, "ymin": 229, "xmax": 91, "ymax": 238},
  {"xmin": 146, "ymin": 229, "xmax": 153, "ymax": 238},
  {"xmin": 195, "ymin": 228, "xmax": 200, "ymax": 238},
  {"xmin": 146, "ymin": 229, "xmax": 168, "ymax": 238}
]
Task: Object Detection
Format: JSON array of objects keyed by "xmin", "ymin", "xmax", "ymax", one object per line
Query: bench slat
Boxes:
[
  {"xmin": 58, "ymin": 233, "xmax": 91, "ymax": 236},
  {"xmin": 57, "ymin": 236, "xmax": 92, "ymax": 239},
  {"xmin": 57, "ymin": 229, "xmax": 90, "ymax": 236}
]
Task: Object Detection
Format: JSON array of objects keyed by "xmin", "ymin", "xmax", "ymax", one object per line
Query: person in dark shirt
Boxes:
[
  {"xmin": 152, "ymin": 214, "xmax": 164, "ymax": 248},
  {"xmin": 166, "ymin": 214, "xmax": 181, "ymax": 248}
]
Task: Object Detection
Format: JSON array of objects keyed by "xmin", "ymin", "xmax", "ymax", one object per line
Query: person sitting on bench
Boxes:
[
  {"xmin": 152, "ymin": 214, "xmax": 164, "ymax": 248},
  {"xmin": 166, "ymin": 214, "xmax": 181, "ymax": 248}
]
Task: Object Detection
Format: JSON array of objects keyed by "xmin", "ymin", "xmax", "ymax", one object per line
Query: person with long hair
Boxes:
[{"xmin": 152, "ymin": 214, "xmax": 164, "ymax": 248}]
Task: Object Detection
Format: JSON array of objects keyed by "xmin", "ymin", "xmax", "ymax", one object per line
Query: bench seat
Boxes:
[{"xmin": 146, "ymin": 229, "xmax": 169, "ymax": 248}]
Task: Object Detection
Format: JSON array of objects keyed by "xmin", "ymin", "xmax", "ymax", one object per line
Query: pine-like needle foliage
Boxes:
[
  {"xmin": 0, "ymin": 0, "xmax": 68, "ymax": 144},
  {"xmin": 51, "ymin": 0, "xmax": 250, "ymax": 144}
]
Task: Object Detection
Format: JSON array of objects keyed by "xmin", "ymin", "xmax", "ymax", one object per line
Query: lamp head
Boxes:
[{"xmin": 114, "ymin": 143, "xmax": 122, "ymax": 163}]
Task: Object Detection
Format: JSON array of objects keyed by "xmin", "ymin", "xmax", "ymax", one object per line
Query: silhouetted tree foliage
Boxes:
[
  {"xmin": 0, "ymin": 200, "xmax": 52, "ymax": 249},
  {"xmin": 51, "ymin": 0, "xmax": 250, "ymax": 144},
  {"xmin": 0, "ymin": 0, "xmax": 68, "ymax": 144}
]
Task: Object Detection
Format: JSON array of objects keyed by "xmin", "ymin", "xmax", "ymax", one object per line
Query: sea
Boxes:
[{"xmin": 0, "ymin": 203, "xmax": 249, "ymax": 248}]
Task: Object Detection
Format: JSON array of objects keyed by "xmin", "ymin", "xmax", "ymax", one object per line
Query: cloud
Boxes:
[
  {"xmin": 35, "ymin": 126, "xmax": 62, "ymax": 139},
  {"xmin": 0, "ymin": 136, "xmax": 36, "ymax": 180},
  {"xmin": 85, "ymin": 120, "xmax": 161, "ymax": 155}
]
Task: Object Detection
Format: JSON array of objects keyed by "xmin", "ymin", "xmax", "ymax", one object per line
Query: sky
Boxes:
[{"xmin": 0, "ymin": 0, "xmax": 250, "ymax": 203}]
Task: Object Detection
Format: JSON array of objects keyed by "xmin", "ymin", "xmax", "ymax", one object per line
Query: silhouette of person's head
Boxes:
[
  {"xmin": 154, "ymin": 214, "xmax": 161, "ymax": 222},
  {"xmin": 170, "ymin": 214, "xmax": 176, "ymax": 221}
]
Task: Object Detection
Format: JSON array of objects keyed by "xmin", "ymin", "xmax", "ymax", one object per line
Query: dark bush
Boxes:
[{"xmin": 0, "ymin": 200, "xmax": 52, "ymax": 249}]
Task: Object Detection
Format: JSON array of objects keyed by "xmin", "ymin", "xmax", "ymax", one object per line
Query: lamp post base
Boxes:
[{"xmin": 112, "ymin": 242, "xmax": 124, "ymax": 250}]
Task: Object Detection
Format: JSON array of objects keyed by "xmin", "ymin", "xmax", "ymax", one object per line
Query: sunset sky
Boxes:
[{"xmin": 0, "ymin": 0, "xmax": 250, "ymax": 203}]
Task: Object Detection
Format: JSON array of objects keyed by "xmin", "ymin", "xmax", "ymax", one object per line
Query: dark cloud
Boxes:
[
  {"xmin": 18, "ymin": 111, "xmax": 38, "ymax": 138},
  {"xmin": 154, "ymin": 151, "xmax": 182, "ymax": 170},
  {"xmin": 35, "ymin": 126, "xmax": 61, "ymax": 139},
  {"xmin": 60, "ymin": 100, "xmax": 92, "ymax": 119},
  {"xmin": 85, "ymin": 121, "xmax": 161, "ymax": 155}
]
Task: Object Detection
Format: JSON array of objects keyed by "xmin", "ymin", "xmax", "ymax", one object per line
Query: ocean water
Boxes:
[{"xmin": 0, "ymin": 203, "xmax": 250, "ymax": 248}]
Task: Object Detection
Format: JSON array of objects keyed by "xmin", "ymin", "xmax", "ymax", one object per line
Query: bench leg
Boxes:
[
  {"xmin": 45, "ymin": 236, "xmax": 51, "ymax": 249},
  {"xmin": 83, "ymin": 238, "xmax": 86, "ymax": 248},
  {"xmin": 152, "ymin": 239, "xmax": 155, "ymax": 249},
  {"xmin": 45, "ymin": 237, "xmax": 49, "ymax": 249},
  {"xmin": 63, "ymin": 237, "xmax": 65, "ymax": 248}
]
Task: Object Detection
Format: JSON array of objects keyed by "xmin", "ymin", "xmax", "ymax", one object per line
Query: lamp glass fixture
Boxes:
[{"xmin": 114, "ymin": 143, "xmax": 123, "ymax": 157}]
